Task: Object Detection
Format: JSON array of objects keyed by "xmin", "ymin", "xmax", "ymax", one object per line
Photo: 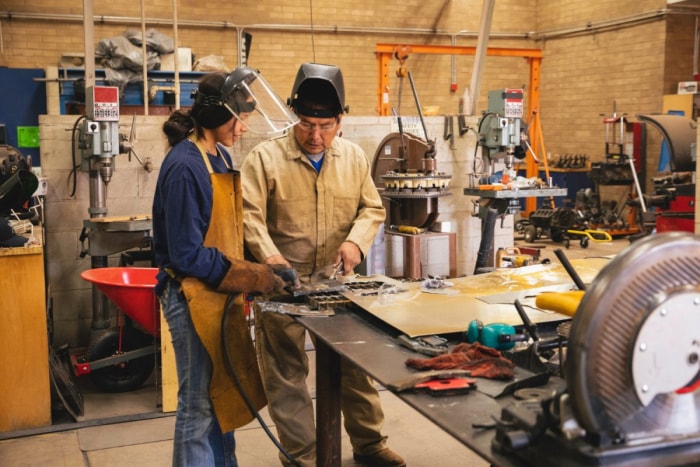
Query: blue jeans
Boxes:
[{"xmin": 160, "ymin": 278, "xmax": 238, "ymax": 467}]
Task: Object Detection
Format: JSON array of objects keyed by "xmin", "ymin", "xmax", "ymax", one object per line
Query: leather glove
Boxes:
[
  {"xmin": 270, "ymin": 264, "xmax": 301, "ymax": 289},
  {"xmin": 216, "ymin": 258, "xmax": 285, "ymax": 295}
]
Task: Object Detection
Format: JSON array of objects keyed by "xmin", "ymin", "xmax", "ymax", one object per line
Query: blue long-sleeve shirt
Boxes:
[{"xmin": 152, "ymin": 138, "xmax": 234, "ymax": 296}]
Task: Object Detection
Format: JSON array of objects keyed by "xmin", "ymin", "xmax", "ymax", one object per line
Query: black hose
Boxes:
[
  {"xmin": 221, "ymin": 294, "xmax": 301, "ymax": 467},
  {"xmin": 473, "ymin": 206, "xmax": 498, "ymax": 274}
]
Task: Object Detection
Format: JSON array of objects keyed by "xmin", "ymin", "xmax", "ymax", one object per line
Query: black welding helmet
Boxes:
[
  {"xmin": 221, "ymin": 67, "xmax": 298, "ymax": 135},
  {"xmin": 288, "ymin": 63, "xmax": 349, "ymax": 118}
]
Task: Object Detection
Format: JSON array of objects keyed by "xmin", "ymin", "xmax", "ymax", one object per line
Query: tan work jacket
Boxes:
[{"xmin": 241, "ymin": 130, "xmax": 385, "ymax": 277}]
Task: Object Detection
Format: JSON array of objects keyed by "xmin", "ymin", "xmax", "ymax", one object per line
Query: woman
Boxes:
[{"xmin": 152, "ymin": 68, "xmax": 297, "ymax": 466}]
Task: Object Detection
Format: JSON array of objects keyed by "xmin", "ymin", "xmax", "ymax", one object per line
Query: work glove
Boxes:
[
  {"xmin": 270, "ymin": 264, "xmax": 301, "ymax": 290},
  {"xmin": 405, "ymin": 342, "xmax": 515, "ymax": 380},
  {"xmin": 216, "ymin": 258, "xmax": 286, "ymax": 295}
]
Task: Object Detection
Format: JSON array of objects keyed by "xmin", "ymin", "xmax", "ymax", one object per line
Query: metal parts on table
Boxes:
[
  {"xmin": 463, "ymin": 187, "xmax": 567, "ymax": 199},
  {"xmin": 256, "ymin": 300, "xmax": 335, "ymax": 317},
  {"xmin": 397, "ymin": 334, "xmax": 448, "ymax": 356}
]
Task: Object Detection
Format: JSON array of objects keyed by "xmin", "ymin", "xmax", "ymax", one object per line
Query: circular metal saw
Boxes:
[{"xmin": 566, "ymin": 231, "xmax": 700, "ymax": 445}]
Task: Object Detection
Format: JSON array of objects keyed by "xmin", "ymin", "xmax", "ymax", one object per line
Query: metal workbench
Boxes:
[{"xmin": 298, "ymin": 305, "xmax": 563, "ymax": 467}]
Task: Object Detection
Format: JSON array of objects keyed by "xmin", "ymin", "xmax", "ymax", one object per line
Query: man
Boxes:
[{"xmin": 241, "ymin": 63, "xmax": 405, "ymax": 467}]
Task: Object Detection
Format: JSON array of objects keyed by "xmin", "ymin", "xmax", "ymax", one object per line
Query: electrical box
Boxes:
[
  {"xmin": 487, "ymin": 89, "xmax": 524, "ymax": 118},
  {"xmin": 86, "ymin": 86, "xmax": 120, "ymax": 121}
]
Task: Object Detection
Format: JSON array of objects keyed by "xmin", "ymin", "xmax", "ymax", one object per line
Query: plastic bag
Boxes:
[
  {"xmin": 193, "ymin": 55, "xmax": 231, "ymax": 72},
  {"xmin": 124, "ymin": 28, "xmax": 174, "ymax": 55}
]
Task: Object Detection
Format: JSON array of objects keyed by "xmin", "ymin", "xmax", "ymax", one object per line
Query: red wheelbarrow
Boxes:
[{"xmin": 77, "ymin": 267, "xmax": 160, "ymax": 392}]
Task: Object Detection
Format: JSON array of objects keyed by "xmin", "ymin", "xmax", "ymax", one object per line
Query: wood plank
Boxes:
[{"xmin": 0, "ymin": 250, "xmax": 50, "ymax": 432}]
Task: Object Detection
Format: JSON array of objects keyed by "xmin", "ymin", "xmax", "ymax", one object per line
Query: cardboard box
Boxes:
[
  {"xmin": 160, "ymin": 47, "xmax": 192, "ymax": 72},
  {"xmin": 678, "ymin": 81, "xmax": 698, "ymax": 94}
]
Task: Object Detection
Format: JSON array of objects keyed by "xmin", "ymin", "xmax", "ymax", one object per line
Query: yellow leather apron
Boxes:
[{"xmin": 179, "ymin": 139, "xmax": 266, "ymax": 433}]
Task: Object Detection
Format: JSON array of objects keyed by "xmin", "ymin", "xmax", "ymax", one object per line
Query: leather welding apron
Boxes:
[{"xmin": 179, "ymin": 140, "xmax": 267, "ymax": 433}]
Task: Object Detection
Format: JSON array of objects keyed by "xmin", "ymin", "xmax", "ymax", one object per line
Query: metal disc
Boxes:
[
  {"xmin": 513, "ymin": 388, "xmax": 554, "ymax": 401},
  {"xmin": 631, "ymin": 291, "xmax": 700, "ymax": 407},
  {"xmin": 565, "ymin": 232, "xmax": 700, "ymax": 440}
]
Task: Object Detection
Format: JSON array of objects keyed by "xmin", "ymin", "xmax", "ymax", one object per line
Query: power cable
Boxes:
[
  {"xmin": 69, "ymin": 115, "xmax": 85, "ymax": 197},
  {"xmin": 221, "ymin": 295, "xmax": 301, "ymax": 467}
]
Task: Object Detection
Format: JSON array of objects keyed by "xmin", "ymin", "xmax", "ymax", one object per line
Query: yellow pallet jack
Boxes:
[{"xmin": 563, "ymin": 228, "xmax": 612, "ymax": 249}]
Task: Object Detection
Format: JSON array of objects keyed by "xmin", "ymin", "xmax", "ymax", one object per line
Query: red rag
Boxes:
[{"xmin": 405, "ymin": 341, "xmax": 514, "ymax": 380}]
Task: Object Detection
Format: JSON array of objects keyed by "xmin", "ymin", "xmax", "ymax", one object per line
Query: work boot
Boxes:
[{"xmin": 353, "ymin": 447, "xmax": 406, "ymax": 466}]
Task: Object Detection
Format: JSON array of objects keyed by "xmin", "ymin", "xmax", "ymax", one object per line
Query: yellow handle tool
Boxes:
[
  {"xmin": 391, "ymin": 225, "xmax": 426, "ymax": 235},
  {"xmin": 535, "ymin": 290, "xmax": 585, "ymax": 317}
]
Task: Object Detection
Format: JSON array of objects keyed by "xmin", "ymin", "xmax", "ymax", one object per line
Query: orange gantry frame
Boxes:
[{"xmin": 375, "ymin": 43, "xmax": 544, "ymax": 212}]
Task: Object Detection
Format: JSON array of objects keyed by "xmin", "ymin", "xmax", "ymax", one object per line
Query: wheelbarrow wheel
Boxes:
[{"xmin": 86, "ymin": 327, "xmax": 155, "ymax": 393}]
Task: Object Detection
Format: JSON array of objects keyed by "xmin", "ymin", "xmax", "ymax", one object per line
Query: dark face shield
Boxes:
[{"xmin": 221, "ymin": 69, "xmax": 298, "ymax": 135}]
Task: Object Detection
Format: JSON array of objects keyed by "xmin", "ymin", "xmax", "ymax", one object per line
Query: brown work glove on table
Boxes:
[
  {"xmin": 216, "ymin": 258, "xmax": 285, "ymax": 295},
  {"xmin": 405, "ymin": 342, "xmax": 515, "ymax": 380}
]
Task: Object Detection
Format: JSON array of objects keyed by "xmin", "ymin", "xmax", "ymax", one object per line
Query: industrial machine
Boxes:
[
  {"xmin": 493, "ymin": 231, "xmax": 700, "ymax": 466},
  {"xmin": 466, "ymin": 89, "xmax": 566, "ymax": 272},
  {"xmin": 71, "ymin": 85, "xmax": 155, "ymax": 392},
  {"xmin": 637, "ymin": 113, "xmax": 697, "ymax": 233},
  {"xmin": 477, "ymin": 88, "xmax": 528, "ymax": 191},
  {"xmin": 522, "ymin": 108, "xmax": 653, "ymax": 246},
  {"xmin": 371, "ymin": 71, "xmax": 455, "ymax": 280}
]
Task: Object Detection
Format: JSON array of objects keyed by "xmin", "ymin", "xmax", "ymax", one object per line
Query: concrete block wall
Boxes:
[
  {"xmin": 39, "ymin": 114, "xmax": 168, "ymax": 347},
  {"xmin": 39, "ymin": 112, "xmax": 507, "ymax": 348}
]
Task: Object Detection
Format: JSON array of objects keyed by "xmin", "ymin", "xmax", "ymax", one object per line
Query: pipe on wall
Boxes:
[
  {"xmin": 172, "ymin": 0, "xmax": 180, "ymax": 109},
  {"xmin": 0, "ymin": 9, "xmax": 680, "ymax": 41},
  {"xmin": 0, "ymin": 11, "xmax": 524, "ymax": 40},
  {"xmin": 140, "ymin": 0, "xmax": 148, "ymax": 115},
  {"xmin": 531, "ymin": 9, "xmax": 669, "ymax": 41}
]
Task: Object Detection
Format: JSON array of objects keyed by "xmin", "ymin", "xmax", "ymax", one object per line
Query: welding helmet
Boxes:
[
  {"xmin": 0, "ymin": 145, "xmax": 38, "ymax": 217},
  {"xmin": 221, "ymin": 67, "xmax": 298, "ymax": 135},
  {"xmin": 288, "ymin": 63, "xmax": 348, "ymax": 118}
]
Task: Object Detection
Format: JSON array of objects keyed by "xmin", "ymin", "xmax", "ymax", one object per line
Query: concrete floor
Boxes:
[
  {"xmin": 0, "ymin": 237, "xmax": 633, "ymax": 467},
  {"xmin": 0, "ymin": 356, "xmax": 488, "ymax": 467}
]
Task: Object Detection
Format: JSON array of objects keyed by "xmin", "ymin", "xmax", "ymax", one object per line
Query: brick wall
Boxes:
[
  {"xmin": 2, "ymin": 1, "xmax": 692, "ymax": 167},
  {"xmin": 0, "ymin": 0, "xmax": 536, "ymax": 116}
]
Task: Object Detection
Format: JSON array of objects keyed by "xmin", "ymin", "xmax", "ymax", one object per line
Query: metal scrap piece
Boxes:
[{"xmin": 257, "ymin": 300, "xmax": 335, "ymax": 317}]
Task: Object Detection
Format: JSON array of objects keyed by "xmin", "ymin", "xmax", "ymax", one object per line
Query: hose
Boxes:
[
  {"xmin": 473, "ymin": 206, "xmax": 498, "ymax": 274},
  {"xmin": 221, "ymin": 294, "xmax": 301, "ymax": 467}
]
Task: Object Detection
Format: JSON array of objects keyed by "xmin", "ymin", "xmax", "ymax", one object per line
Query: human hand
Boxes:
[{"xmin": 336, "ymin": 241, "xmax": 362, "ymax": 275}]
